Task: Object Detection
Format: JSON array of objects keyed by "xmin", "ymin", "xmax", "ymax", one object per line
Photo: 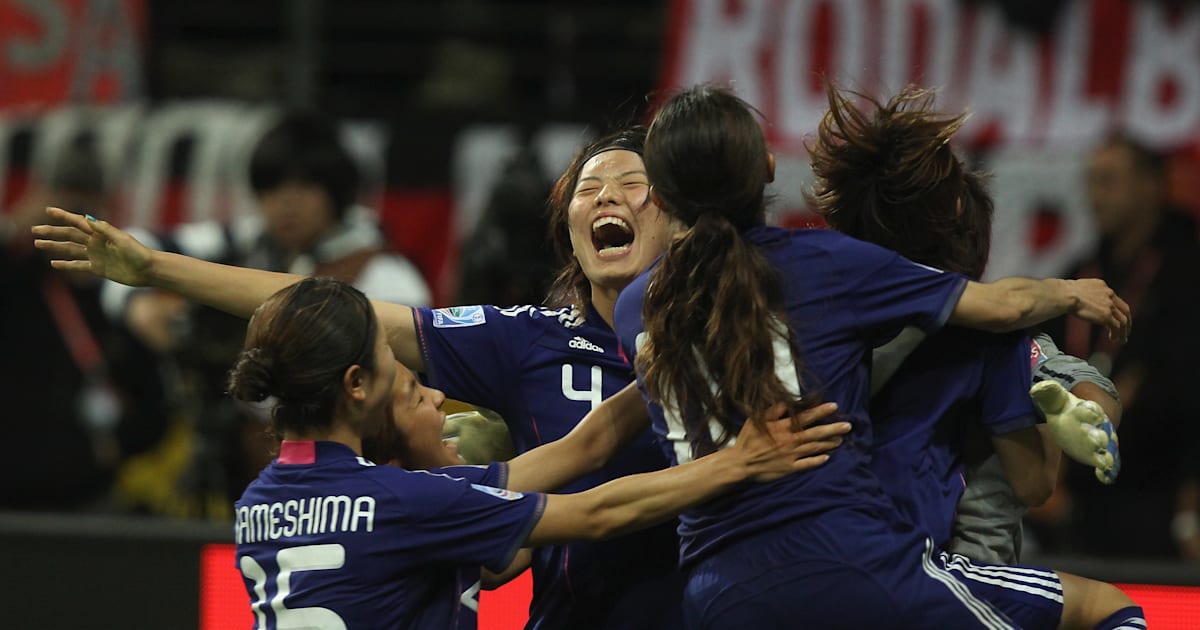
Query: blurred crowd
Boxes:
[
  {"xmin": 5, "ymin": 104, "xmax": 1200, "ymax": 564},
  {"xmin": 0, "ymin": 109, "xmax": 551, "ymax": 520}
]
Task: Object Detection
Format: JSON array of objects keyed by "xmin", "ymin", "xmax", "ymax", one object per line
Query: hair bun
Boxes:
[{"xmin": 227, "ymin": 346, "xmax": 279, "ymax": 403}]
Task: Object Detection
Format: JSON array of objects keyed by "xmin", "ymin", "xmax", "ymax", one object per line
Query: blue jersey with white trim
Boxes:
[
  {"xmin": 871, "ymin": 328, "xmax": 1039, "ymax": 549},
  {"xmin": 414, "ymin": 304, "xmax": 680, "ymax": 629},
  {"xmin": 234, "ymin": 441, "xmax": 543, "ymax": 629},
  {"xmin": 614, "ymin": 226, "xmax": 969, "ymax": 568}
]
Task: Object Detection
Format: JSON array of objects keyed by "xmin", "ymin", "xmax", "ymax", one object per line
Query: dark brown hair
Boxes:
[
  {"xmin": 545, "ymin": 127, "xmax": 647, "ymax": 310},
  {"xmin": 227, "ymin": 277, "xmax": 379, "ymax": 436},
  {"xmin": 808, "ymin": 84, "xmax": 993, "ymax": 279},
  {"xmin": 639, "ymin": 85, "xmax": 810, "ymax": 455}
]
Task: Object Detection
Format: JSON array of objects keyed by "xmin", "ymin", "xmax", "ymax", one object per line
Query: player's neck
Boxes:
[
  {"xmin": 590, "ymin": 286, "xmax": 618, "ymax": 331},
  {"xmin": 282, "ymin": 423, "xmax": 363, "ymax": 455}
]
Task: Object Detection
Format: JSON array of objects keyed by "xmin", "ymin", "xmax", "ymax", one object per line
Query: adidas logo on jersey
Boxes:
[{"xmin": 568, "ymin": 336, "xmax": 604, "ymax": 353}]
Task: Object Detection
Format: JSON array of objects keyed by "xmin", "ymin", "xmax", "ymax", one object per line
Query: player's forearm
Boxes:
[
  {"xmin": 530, "ymin": 449, "xmax": 745, "ymax": 545},
  {"xmin": 507, "ymin": 384, "xmax": 650, "ymax": 493},
  {"xmin": 954, "ymin": 278, "xmax": 1074, "ymax": 333},
  {"xmin": 1035, "ymin": 424, "xmax": 1062, "ymax": 497},
  {"xmin": 149, "ymin": 250, "xmax": 301, "ymax": 319},
  {"xmin": 1071, "ymin": 381, "xmax": 1123, "ymax": 429}
]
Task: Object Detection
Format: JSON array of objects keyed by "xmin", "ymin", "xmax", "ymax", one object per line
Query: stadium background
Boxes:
[{"xmin": 2, "ymin": 0, "xmax": 1199, "ymax": 627}]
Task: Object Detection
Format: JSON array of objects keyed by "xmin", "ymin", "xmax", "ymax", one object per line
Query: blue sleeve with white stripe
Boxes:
[
  {"xmin": 979, "ymin": 333, "xmax": 1039, "ymax": 435},
  {"xmin": 837, "ymin": 239, "xmax": 969, "ymax": 344},
  {"xmin": 376, "ymin": 468, "xmax": 544, "ymax": 573},
  {"xmin": 413, "ymin": 305, "xmax": 521, "ymax": 411}
]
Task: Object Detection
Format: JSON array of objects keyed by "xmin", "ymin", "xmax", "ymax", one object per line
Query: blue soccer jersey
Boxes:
[
  {"xmin": 614, "ymin": 226, "xmax": 969, "ymax": 568},
  {"xmin": 870, "ymin": 327, "xmax": 1039, "ymax": 549},
  {"xmin": 413, "ymin": 304, "xmax": 681, "ymax": 629},
  {"xmin": 235, "ymin": 441, "xmax": 544, "ymax": 629},
  {"xmin": 614, "ymin": 227, "xmax": 1032, "ymax": 627}
]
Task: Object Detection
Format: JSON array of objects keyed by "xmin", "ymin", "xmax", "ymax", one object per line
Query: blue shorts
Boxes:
[
  {"xmin": 939, "ymin": 551, "xmax": 1064, "ymax": 630},
  {"xmin": 681, "ymin": 507, "xmax": 1018, "ymax": 629}
]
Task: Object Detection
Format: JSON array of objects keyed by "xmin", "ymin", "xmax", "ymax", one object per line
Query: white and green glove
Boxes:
[
  {"xmin": 443, "ymin": 409, "xmax": 517, "ymax": 465},
  {"xmin": 1030, "ymin": 380, "xmax": 1121, "ymax": 485}
]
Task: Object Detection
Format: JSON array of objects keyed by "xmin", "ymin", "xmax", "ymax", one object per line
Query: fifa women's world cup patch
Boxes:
[
  {"xmin": 470, "ymin": 484, "xmax": 523, "ymax": 501},
  {"xmin": 432, "ymin": 306, "xmax": 486, "ymax": 328}
]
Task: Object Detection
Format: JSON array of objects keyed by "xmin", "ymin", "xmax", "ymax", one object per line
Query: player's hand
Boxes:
[
  {"xmin": 735, "ymin": 401, "xmax": 847, "ymax": 482},
  {"xmin": 31, "ymin": 207, "xmax": 155, "ymax": 287},
  {"xmin": 1031, "ymin": 380, "xmax": 1121, "ymax": 484},
  {"xmin": 1066, "ymin": 278, "xmax": 1132, "ymax": 342}
]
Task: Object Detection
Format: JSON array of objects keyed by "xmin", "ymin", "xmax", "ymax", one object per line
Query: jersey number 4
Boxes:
[
  {"xmin": 241, "ymin": 544, "xmax": 348, "ymax": 629},
  {"xmin": 561, "ymin": 364, "xmax": 603, "ymax": 409}
]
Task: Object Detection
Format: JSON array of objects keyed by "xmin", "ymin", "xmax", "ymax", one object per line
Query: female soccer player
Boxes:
[
  {"xmin": 33, "ymin": 127, "xmax": 701, "ymax": 629},
  {"xmin": 808, "ymin": 84, "xmax": 1143, "ymax": 630},
  {"xmin": 611, "ymin": 85, "xmax": 1130, "ymax": 628},
  {"xmin": 229, "ymin": 276, "xmax": 835, "ymax": 629}
]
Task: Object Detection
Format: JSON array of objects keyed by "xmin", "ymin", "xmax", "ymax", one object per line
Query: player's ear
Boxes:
[
  {"xmin": 649, "ymin": 185, "xmax": 665, "ymax": 210},
  {"xmin": 344, "ymin": 364, "xmax": 367, "ymax": 401},
  {"xmin": 766, "ymin": 152, "xmax": 776, "ymax": 183}
]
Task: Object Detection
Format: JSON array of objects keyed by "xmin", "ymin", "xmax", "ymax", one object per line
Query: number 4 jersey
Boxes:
[
  {"xmin": 234, "ymin": 440, "xmax": 544, "ymax": 629},
  {"xmin": 413, "ymin": 304, "xmax": 683, "ymax": 629}
]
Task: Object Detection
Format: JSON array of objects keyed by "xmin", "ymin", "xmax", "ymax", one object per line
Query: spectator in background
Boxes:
[
  {"xmin": 1038, "ymin": 134, "xmax": 1200, "ymax": 560},
  {"xmin": 457, "ymin": 141, "xmax": 558, "ymax": 306},
  {"xmin": 100, "ymin": 111, "xmax": 433, "ymax": 518},
  {"xmin": 0, "ymin": 135, "xmax": 168, "ymax": 511}
]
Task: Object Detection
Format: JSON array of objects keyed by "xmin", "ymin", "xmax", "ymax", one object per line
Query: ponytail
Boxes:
[{"xmin": 639, "ymin": 213, "xmax": 808, "ymax": 457}]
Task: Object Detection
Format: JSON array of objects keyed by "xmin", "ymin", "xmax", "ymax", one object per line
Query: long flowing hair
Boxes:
[{"xmin": 639, "ymin": 86, "xmax": 812, "ymax": 455}]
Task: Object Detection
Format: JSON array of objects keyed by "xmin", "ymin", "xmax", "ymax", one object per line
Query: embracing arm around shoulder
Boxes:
[
  {"xmin": 506, "ymin": 382, "xmax": 650, "ymax": 493},
  {"xmin": 523, "ymin": 402, "xmax": 845, "ymax": 546},
  {"xmin": 951, "ymin": 277, "xmax": 1130, "ymax": 339}
]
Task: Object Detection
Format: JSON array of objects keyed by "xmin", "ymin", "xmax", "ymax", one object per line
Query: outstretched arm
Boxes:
[
  {"xmin": 505, "ymin": 383, "xmax": 650, "ymax": 492},
  {"xmin": 952, "ymin": 277, "xmax": 1131, "ymax": 340},
  {"xmin": 525, "ymin": 404, "xmax": 843, "ymax": 545},
  {"xmin": 32, "ymin": 207, "xmax": 426, "ymax": 369},
  {"xmin": 506, "ymin": 383, "xmax": 846, "ymax": 493}
]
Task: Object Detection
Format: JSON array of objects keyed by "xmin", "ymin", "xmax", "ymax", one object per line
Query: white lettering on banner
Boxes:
[
  {"xmin": 777, "ymin": 0, "xmax": 820, "ymax": 142},
  {"xmin": 73, "ymin": 0, "xmax": 143, "ymax": 101},
  {"xmin": 1046, "ymin": 0, "xmax": 1111, "ymax": 146},
  {"xmin": 1124, "ymin": 3, "xmax": 1200, "ymax": 145},
  {"xmin": 961, "ymin": 6, "xmax": 1039, "ymax": 142},
  {"xmin": 8, "ymin": 0, "xmax": 68, "ymax": 69},
  {"xmin": 881, "ymin": 0, "xmax": 959, "ymax": 93},
  {"xmin": 678, "ymin": 0, "xmax": 772, "ymax": 110},
  {"xmin": 665, "ymin": 0, "xmax": 1200, "ymax": 148}
]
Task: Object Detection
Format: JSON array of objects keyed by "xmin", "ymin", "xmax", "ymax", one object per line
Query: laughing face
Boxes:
[
  {"xmin": 566, "ymin": 149, "xmax": 680, "ymax": 298},
  {"xmin": 387, "ymin": 366, "xmax": 462, "ymax": 469}
]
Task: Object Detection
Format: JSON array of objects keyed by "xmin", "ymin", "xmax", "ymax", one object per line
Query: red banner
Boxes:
[
  {"xmin": 662, "ymin": 0, "xmax": 1200, "ymax": 151},
  {"xmin": 0, "ymin": 0, "xmax": 145, "ymax": 109}
]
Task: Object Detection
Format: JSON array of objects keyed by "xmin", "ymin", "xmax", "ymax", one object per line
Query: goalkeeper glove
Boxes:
[{"xmin": 1030, "ymin": 380, "xmax": 1121, "ymax": 484}]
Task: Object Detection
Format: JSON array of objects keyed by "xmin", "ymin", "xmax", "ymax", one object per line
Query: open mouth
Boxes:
[{"xmin": 592, "ymin": 216, "xmax": 635, "ymax": 256}]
